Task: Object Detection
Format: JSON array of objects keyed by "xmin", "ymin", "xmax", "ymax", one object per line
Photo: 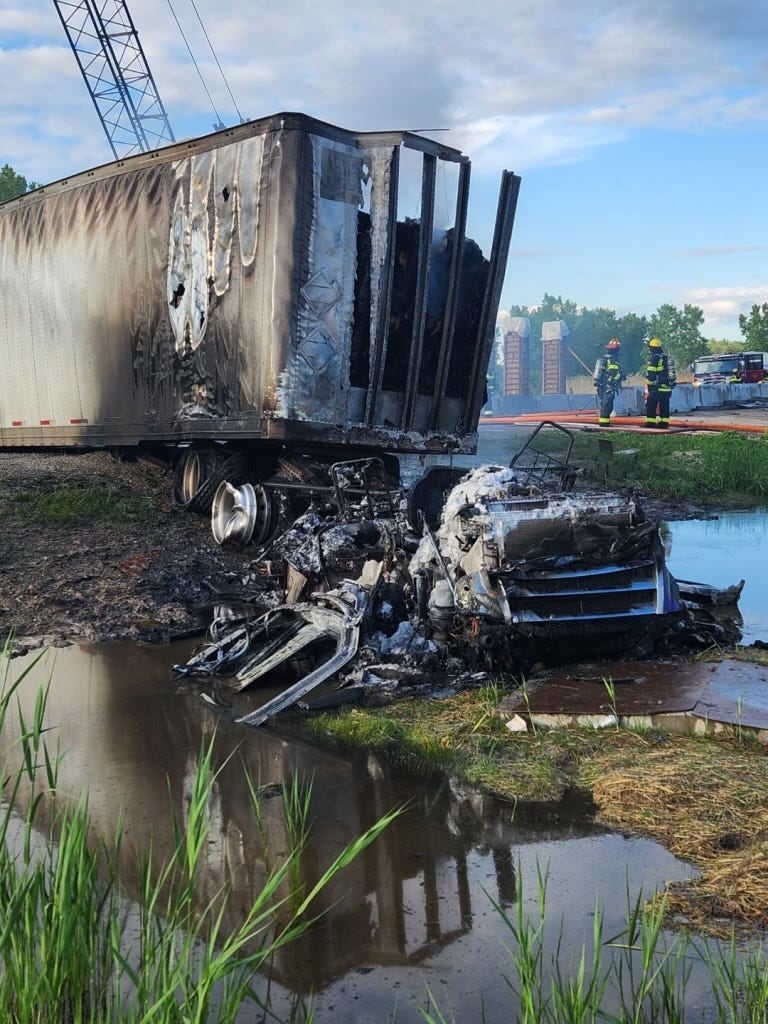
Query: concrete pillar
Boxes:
[
  {"xmin": 501, "ymin": 316, "xmax": 530, "ymax": 395},
  {"xmin": 541, "ymin": 320, "xmax": 569, "ymax": 394}
]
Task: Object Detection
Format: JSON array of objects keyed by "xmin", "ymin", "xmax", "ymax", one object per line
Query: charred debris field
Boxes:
[
  {"xmin": 1, "ymin": 430, "xmax": 765, "ymax": 652},
  {"xmin": 3, "ymin": 431, "xmax": 768, "ymax": 937}
]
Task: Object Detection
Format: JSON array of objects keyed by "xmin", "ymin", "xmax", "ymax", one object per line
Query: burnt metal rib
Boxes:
[
  {"xmin": 402, "ymin": 153, "xmax": 437, "ymax": 428},
  {"xmin": 234, "ymin": 623, "xmax": 327, "ymax": 692},
  {"xmin": 236, "ymin": 619, "xmax": 361, "ymax": 726},
  {"xmin": 465, "ymin": 171, "xmax": 521, "ymax": 428},
  {"xmin": 365, "ymin": 146, "xmax": 400, "ymax": 427},
  {"xmin": 236, "ymin": 589, "xmax": 368, "ymax": 726},
  {"xmin": 429, "ymin": 159, "xmax": 471, "ymax": 430}
]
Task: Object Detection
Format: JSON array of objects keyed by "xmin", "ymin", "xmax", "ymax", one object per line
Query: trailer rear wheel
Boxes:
[
  {"xmin": 174, "ymin": 448, "xmax": 215, "ymax": 506},
  {"xmin": 173, "ymin": 447, "xmax": 248, "ymax": 514},
  {"xmin": 251, "ymin": 484, "xmax": 276, "ymax": 545},
  {"xmin": 210, "ymin": 481, "xmax": 278, "ymax": 546}
]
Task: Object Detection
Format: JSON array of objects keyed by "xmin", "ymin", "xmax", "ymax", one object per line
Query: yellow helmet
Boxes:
[{"xmin": 649, "ymin": 338, "xmax": 662, "ymax": 348}]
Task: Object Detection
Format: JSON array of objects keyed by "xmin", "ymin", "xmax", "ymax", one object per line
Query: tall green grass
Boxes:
[
  {"xmin": 0, "ymin": 640, "xmax": 401, "ymax": 1022},
  {"xmin": 420, "ymin": 870, "xmax": 768, "ymax": 1024},
  {"xmin": 577, "ymin": 431, "xmax": 768, "ymax": 504}
]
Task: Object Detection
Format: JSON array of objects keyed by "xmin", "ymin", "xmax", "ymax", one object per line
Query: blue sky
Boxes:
[{"xmin": 2, "ymin": 0, "xmax": 767, "ymax": 339}]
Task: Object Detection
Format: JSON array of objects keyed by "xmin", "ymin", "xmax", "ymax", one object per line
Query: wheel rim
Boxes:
[
  {"xmin": 179, "ymin": 449, "xmax": 202, "ymax": 503},
  {"xmin": 211, "ymin": 482, "xmax": 259, "ymax": 545}
]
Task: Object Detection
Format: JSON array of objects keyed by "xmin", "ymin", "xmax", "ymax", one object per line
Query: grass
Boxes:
[
  {"xmin": 0, "ymin": 639, "xmax": 401, "ymax": 1022},
  {"xmin": 10, "ymin": 484, "xmax": 153, "ymax": 524},
  {"xmin": 569, "ymin": 430, "xmax": 768, "ymax": 506},
  {"xmin": 306, "ymin": 681, "xmax": 768, "ymax": 940},
  {"xmin": 419, "ymin": 870, "xmax": 768, "ymax": 1024},
  {"xmin": 582, "ymin": 736, "xmax": 768, "ymax": 936},
  {"xmin": 309, "ymin": 683, "xmax": 604, "ymax": 802}
]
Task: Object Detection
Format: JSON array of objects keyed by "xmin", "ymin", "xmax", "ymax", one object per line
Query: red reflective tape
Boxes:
[
  {"xmin": 39, "ymin": 419, "xmax": 51, "ymax": 426},
  {"xmin": 11, "ymin": 421, "xmax": 22, "ymax": 426},
  {"xmin": 70, "ymin": 418, "xmax": 88, "ymax": 424}
]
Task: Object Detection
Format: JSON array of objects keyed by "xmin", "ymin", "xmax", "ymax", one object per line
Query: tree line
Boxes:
[
  {"xmin": 0, "ymin": 164, "xmax": 40, "ymax": 204},
  {"xmin": 495, "ymin": 293, "xmax": 768, "ymax": 389}
]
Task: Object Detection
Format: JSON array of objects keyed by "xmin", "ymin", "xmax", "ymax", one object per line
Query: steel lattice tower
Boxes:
[{"xmin": 53, "ymin": 0, "xmax": 176, "ymax": 159}]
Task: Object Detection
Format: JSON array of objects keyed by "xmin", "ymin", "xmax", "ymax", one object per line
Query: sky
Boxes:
[{"xmin": 2, "ymin": 0, "xmax": 768, "ymax": 340}]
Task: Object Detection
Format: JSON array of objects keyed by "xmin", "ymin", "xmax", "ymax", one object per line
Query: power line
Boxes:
[
  {"xmin": 187, "ymin": 0, "xmax": 246, "ymax": 123},
  {"xmin": 164, "ymin": 0, "xmax": 226, "ymax": 130}
]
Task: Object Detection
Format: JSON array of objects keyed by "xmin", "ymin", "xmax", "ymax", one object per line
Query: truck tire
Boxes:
[
  {"xmin": 173, "ymin": 447, "xmax": 219, "ymax": 507},
  {"xmin": 406, "ymin": 465, "xmax": 467, "ymax": 531},
  {"xmin": 174, "ymin": 448, "xmax": 248, "ymax": 514}
]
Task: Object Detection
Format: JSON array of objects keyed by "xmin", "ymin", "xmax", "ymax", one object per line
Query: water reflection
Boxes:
[
  {"xmin": 665, "ymin": 510, "xmax": 768, "ymax": 643},
  {"xmin": 2, "ymin": 642, "xmax": 699, "ymax": 1023}
]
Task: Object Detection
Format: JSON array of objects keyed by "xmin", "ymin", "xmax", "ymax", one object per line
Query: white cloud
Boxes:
[
  {"xmin": 5, "ymin": 0, "xmax": 768, "ymax": 182},
  {"xmin": 3, "ymin": 0, "xmax": 768, "ymax": 350},
  {"xmin": 446, "ymin": 113, "xmax": 626, "ymax": 174},
  {"xmin": 688, "ymin": 285, "xmax": 768, "ymax": 331},
  {"xmin": 1, "ymin": 6, "xmax": 59, "ymax": 40},
  {"xmin": 676, "ymin": 245, "xmax": 768, "ymax": 257}
]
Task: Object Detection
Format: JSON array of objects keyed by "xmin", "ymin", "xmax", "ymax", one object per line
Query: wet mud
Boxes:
[
  {"xmin": 501, "ymin": 657, "xmax": 768, "ymax": 733},
  {"xmin": 0, "ymin": 451, "xmax": 275, "ymax": 655}
]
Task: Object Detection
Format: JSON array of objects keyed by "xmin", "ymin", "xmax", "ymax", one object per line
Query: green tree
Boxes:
[
  {"xmin": 0, "ymin": 163, "xmax": 40, "ymax": 204},
  {"xmin": 707, "ymin": 338, "xmax": 749, "ymax": 355},
  {"xmin": 568, "ymin": 307, "xmax": 620, "ymax": 377},
  {"xmin": 615, "ymin": 312, "xmax": 649, "ymax": 375},
  {"xmin": 738, "ymin": 303, "xmax": 768, "ymax": 350},
  {"xmin": 648, "ymin": 303, "xmax": 707, "ymax": 368}
]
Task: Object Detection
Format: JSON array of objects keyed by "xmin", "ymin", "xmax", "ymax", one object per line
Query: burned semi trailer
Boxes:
[{"xmin": 0, "ymin": 112, "xmax": 520, "ymax": 527}]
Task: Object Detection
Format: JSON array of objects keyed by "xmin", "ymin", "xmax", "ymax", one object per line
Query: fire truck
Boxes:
[{"xmin": 691, "ymin": 351, "xmax": 768, "ymax": 385}]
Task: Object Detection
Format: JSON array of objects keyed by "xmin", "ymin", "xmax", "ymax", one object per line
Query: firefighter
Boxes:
[
  {"xmin": 593, "ymin": 338, "xmax": 624, "ymax": 426},
  {"xmin": 644, "ymin": 338, "xmax": 676, "ymax": 428}
]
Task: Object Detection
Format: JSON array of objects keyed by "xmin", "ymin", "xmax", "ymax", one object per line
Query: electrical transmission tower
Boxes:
[{"xmin": 52, "ymin": 0, "xmax": 176, "ymax": 159}]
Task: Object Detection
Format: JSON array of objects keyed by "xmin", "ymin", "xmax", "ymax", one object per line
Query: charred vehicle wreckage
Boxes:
[
  {"xmin": 175, "ymin": 424, "xmax": 744, "ymax": 726},
  {"xmin": 0, "ymin": 110, "xmax": 741, "ymax": 720}
]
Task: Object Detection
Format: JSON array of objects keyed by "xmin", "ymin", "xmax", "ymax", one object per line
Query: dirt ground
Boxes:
[{"xmin": 0, "ymin": 451, "xmax": 268, "ymax": 656}]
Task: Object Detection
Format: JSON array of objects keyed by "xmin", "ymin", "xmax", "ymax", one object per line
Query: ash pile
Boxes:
[{"xmin": 174, "ymin": 425, "xmax": 743, "ymax": 727}]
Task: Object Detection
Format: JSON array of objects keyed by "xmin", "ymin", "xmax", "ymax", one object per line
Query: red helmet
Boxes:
[{"xmin": 607, "ymin": 338, "xmax": 621, "ymax": 350}]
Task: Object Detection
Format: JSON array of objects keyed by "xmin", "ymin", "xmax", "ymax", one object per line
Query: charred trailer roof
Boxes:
[{"xmin": 0, "ymin": 112, "xmax": 520, "ymax": 455}]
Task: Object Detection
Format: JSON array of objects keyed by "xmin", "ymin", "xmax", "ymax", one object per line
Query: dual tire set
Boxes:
[{"xmin": 172, "ymin": 447, "xmax": 277, "ymax": 546}]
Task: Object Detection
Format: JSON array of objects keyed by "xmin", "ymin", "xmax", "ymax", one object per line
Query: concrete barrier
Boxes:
[{"xmin": 491, "ymin": 382, "xmax": 768, "ymax": 418}]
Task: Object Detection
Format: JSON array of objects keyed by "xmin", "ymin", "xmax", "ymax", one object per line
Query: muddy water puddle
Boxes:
[
  {"xmin": 665, "ymin": 510, "xmax": 768, "ymax": 643},
  {"xmin": 2, "ymin": 640, "xmax": 717, "ymax": 1023}
]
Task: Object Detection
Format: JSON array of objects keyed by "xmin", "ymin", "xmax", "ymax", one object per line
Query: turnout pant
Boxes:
[
  {"xmin": 645, "ymin": 387, "xmax": 671, "ymax": 427},
  {"xmin": 598, "ymin": 390, "xmax": 616, "ymax": 425}
]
